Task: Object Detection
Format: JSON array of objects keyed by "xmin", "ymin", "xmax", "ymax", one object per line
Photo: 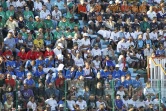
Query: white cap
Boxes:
[
  {"xmin": 59, "ymin": 104, "xmax": 64, "ymax": 108},
  {"xmin": 57, "ymin": 64, "xmax": 64, "ymax": 71},
  {"xmin": 115, "ymin": 64, "xmax": 120, "ymax": 67},
  {"xmin": 109, "ymin": 1, "xmax": 113, "ymax": 4},
  {"xmin": 115, "ymin": 0, "xmax": 121, "ymax": 3},
  {"xmin": 35, "ymin": 16, "xmax": 39, "ymax": 19},
  {"xmin": 9, "ymin": 30, "xmax": 14, "ymax": 33},
  {"xmin": 57, "ymin": 43, "xmax": 64, "ymax": 48},
  {"xmin": 83, "ymin": 33, "xmax": 89, "ymax": 37}
]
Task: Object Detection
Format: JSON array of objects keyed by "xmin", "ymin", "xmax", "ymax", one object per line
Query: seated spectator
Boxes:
[
  {"xmin": 4, "ymin": 95, "xmax": 13, "ymax": 111},
  {"xmin": 5, "ymin": 74, "xmax": 16, "ymax": 89},
  {"xmin": 96, "ymin": 97, "xmax": 106, "ymax": 109},
  {"xmin": 23, "ymin": 73, "xmax": 35, "ymax": 88},
  {"xmin": 144, "ymin": 81, "xmax": 156, "ymax": 97},
  {"xmin": 27, "ymin": 96, "xmax": 37, "ymax": 111},
  {"xmin": 45, "ymin": 95, "xmax": 58, "ymax": 111},
  {"xmin": 76, "ymin": 95, "xmax": 87, "ymax": 110},
  {"xmin": 75, "ymin": 66, "xmax": 84, "ymax": 79},
  {"xmin": 112, "ymin": 64, "xmax": 122, "ymax": 80},
  {"xmin": 21, "ymin": 84, "xmax": 34, "ymax": 101}
]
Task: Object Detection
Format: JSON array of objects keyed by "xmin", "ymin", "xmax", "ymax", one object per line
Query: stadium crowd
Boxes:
[{"xmin": 0, "ymin": 0, "xmax": 166, "ymax": 110}]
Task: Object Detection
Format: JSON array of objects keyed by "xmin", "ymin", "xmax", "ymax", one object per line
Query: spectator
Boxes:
[
  {"xmin": 45, "ymin": 95, "xmax": 58, "ymax": 111},
  {"xmin": 27, "ymin": 96, "xmax": 37, "ymax": 111}
]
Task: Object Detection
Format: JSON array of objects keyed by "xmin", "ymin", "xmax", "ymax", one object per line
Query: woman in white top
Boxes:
[
  {"xmin": 4, "ymin": 95, "xmax": 13, "ymax": 111},
  {"xmin": 74, "ymin": 53, "xmax": 84, "ymax": 67},
  {"xmin": 27, "ymin": 97, "xmax": 37, "ymax": 111},
  {"xmin": 92, "ymin": 55, "xmax": 101, "ymax": 72}
]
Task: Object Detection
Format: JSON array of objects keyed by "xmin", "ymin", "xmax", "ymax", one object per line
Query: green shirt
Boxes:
[
  {"xmin": 53, "ymin": 31, "xmax": 63, "ymax": 40},
  {"xmin": 34, "ymin": 21, "xmax": 45, "ymax": 30},
  {"xmin": 44, "ymin": 32, "xmax": 53, "ymax": 40},
  {"xmin": 0, "ymin": 20, "xmax": 5, "ymax": 28},
  {"xmin": 21, "ymin": 32, "xmax": 28, "ymax": 40},
  {"xmin": 6, "ymin": 10, "xmax": 14, "ymax": 19},
  {"xmin": 66, "ymin": 12, "xmax": 73, "ymax": 19},
  {"xmin": 44, "ymin": 19, "xmax": 54, "ymax": 29},
  {"xmin": 0, "ymin": 11, "xmax": 6, "ymax": 21},
  {"xmin": 0, "ymin": 1, "xmax": 7, "ymax": 10},
  {"xmin": 58, "ymin": 21, "xmax": 67, "ymax": 30},
  {"xmin": 26, "ymin": 21, "xmax": 35, "ymax": 30},
  {"xmin": 23, "ymin": 11, "xmax": 34, "ymax": 20}
]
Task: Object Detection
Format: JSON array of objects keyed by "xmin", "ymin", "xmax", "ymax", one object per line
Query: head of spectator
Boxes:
[
  {"xmin": 27, "ymin": 72, "xmax": 32, "ymax": 80},
  {"xmin": 115, "ymin": 64, "xmax": 120, "ymax": 70},
  {"xmin": 35, "ymin": 16, "xmax": 40, "ymax": 22},
  {"xmin": 57, "ymin": 43, "xmax": 64, "ymax": 50}
]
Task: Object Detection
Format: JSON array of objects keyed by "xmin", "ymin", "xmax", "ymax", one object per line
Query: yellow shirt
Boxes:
[{"xmin": 33, "ymin": 39, "xmax": 44, "ymax": 48}]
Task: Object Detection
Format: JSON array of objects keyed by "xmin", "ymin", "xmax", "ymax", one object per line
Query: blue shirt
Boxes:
[
  {"xmin": 65, "ymin": 70, "xmax": 76, "ymax": 79},
  {"xmin": 75, "ymin": 70, "xmax": 84, "ymax": 79},
  {"xmin": 6, "ymin": 61, "xmax": 16, "ymax": 68},
  {"xmin": 100, "ymin": 70, "xmax": 111, "ymax": 78},
  {"xmin": 5, "ymin": 71, "xmax": 14, "ymax": 76},
  {"xmin": 25, "ymin": 60, "xmax": 31, "ymax": 68},
  {"xmin": 156, "ymin": 49, "xmax": 165, "ymax": 56},
  {"xmin": 122, "ymin": 79, "xmax": 133, "ymax": 88},
  {"xmin": 15, "ymin": 70, "xmax": 25, "ymax": 79},
  {"xmin": 112, "ymin": 70, "xmax": 122, "ymax": 79},
  {"xmin": 145, "ymin": 39, "xmax": 152, "ymax": 47},
  {"xmin": 137, "ymin": 40, "xmax": 144, "ymax": 49},
  {"xmin": 35, "ymin": 70, "xmax": 45, "ymax": 77},
  {"xmin": 115, "ymin": 99, "xmax": 124, "ymax": 109},
  {"xmin": 132, "ymin": 79, "xmax": 142, "ymax": 88},
  {"xmin": 35, "ymin": 59, "xmax": 45, "ymax": 67},
  {"xmin": 106, "ymin": 60, "xmax": 115, "ymax": 67},
  {"xmin": 121, "ymin": 70, "xmax": 131, "ymax": 77},
  {"xmin": 23, "ymin": 78, "xmax": 35, "ymax": 86},
  {"xmin": 45, "ymin": 58, "xmax": 54, "ymax": 68}
]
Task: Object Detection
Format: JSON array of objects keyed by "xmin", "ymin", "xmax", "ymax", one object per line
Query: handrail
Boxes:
[{"xmin": 148, "ymin": 57, "xmax": 166, "ymax": 74}]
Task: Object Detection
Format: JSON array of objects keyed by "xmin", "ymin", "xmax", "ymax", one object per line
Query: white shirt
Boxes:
[
  {"xmin": 40, "ymin": 10, "xmax": 50, "ymax": 19},
  {"xmin": 80, "ymin": 38, "xmax": 90, "ymax": 47},
  {"xmin": 67, "ymin": 100, "xmax": 76, "ymax": 110},
  {"xmin": 126, "ymin": 41, "xmax": 134, "ymax": 49},
  {"xmin": 53, "ymin": 48, "xmax": 62, "ymax": 57},
  {"xmin": 136, "ymin": 100, "xmax": 145, "ymax": 108},
  {"xmin": 16, "ymin": 0, "xmax": 25, "ymax": 7},
  {"xmin": 144, "ymin": 100, "xmax": 153, "ymax": 106},
  {"xmin": 122, "ymin": 99, "xmax": 129, "ymax": 108},
  {"xmin": 93, "ymin": 60, "xmax": 100, "ymax": 69},
  {"xmin": 52, "ymin": 10, "xmax": 62, "ymax": 21},
  {"xmin": 144, "ymin": 48, "xmax": 153, "ymax": 57},
  {"xmin": 117, "ymin": 91, "xmax": 125, "ymax": 100},
  {"xmin": 143, "ymin": 87, "xmax": 156, "ymax": 96},
  {"xmin": 96, "ymin": 101, "xmax": 106, "ymax": 109},
  {"xmin": 136, "ymin": 53, "xmax": 143, "ymax": 60},
  {"xmin": 110, "ymin": 31, "xmax": 119, "ymax": 41},
  {"xmin": 143, "ymin": 33, "xmax": 149, "ymax": 40},
  {"xmin": 117, "ymin": 41, "xmax": 127, "ymax": 52},
  {"xmin": 147, "ymin": 11, "xmax": 156, "ymax": 20},
  {"xmin": 45, "ymin": 98, "xmax": 58, "ymax": 110},
  {"xmin": 34, "ymin": 1, "xmax": 42, "ymax": 10},
  {"xmin": 76, "ymin": 100, "xmax": 87, "ymax": 110},
  {"xmin": 74, "ymin": 57, "xmax": 84, "ymax": 67},
  {"xmin": 54, "ymin": 1, "xmax": 65, "ymax": 10},
  {"xmin": 91, "ymin": 48, "xmax": 101, "ymax": 57},
  {"xmin": 97, "ymin": 29, "xmax": 111, "ymax": 39},
  {"xmin": 128, "ymin": 99, "xmax": 137, "ymax": 107},
  {"xmin": 6, "ymin": 1, "xmax": 16, "ymax": 8},
  {"xmin": 134, "ymin": 31, "xmax": 143, "ymax": 39},
  {"xmin": 27, "ymin": 101, "xmax": 37, "ymax": 111},
  {"xmin": 150, "ymin": 32, "xmax": 158, "ymax": 40}
]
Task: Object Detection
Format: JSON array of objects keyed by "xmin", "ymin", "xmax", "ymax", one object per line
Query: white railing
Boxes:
[{"xmin": 148, "ymin": 57, "xmax": 166, "ymax": 98}]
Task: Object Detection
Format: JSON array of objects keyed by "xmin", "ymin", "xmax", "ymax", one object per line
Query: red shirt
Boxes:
[
  {"xmin": 44, "ymin": 50, "xmax": 54, "ymax": 58},
  {"xmin": 26, "ymin": 51, "xmax": 36, "ymax": 60},
  {"xmin": 78, "ymin": 4, "xmax": 87, "ymax": 13},
  {"xmin": 18, "ymin": 52, "xmax": 27, "ymax": 60},
  {"xmin": 55, "ymin": 77, "xmax": 65, "ymax": 88},
  {"xmin": 3, "ymin": 50, "xmax": 12, "ymax": 58},
  {"xmin": 35, "ymin": 51, "xmax": 43, "ymax": 59},
  {"xmin": 5, "ymin": 79, "xmax": 16, "ymax": 88}
]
